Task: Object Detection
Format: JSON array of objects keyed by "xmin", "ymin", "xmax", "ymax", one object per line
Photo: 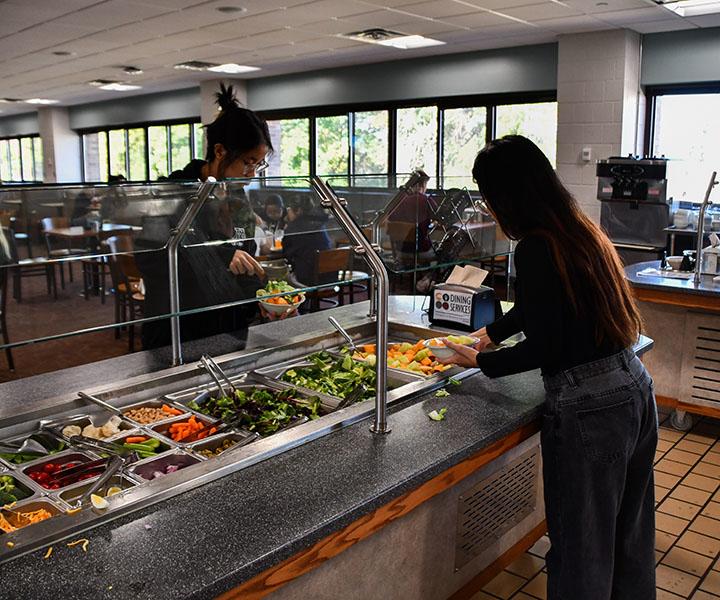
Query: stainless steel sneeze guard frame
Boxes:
[
  {"xmin": 0, "ymin": 321, "xmax": 476, "ymax": 564},
  {"xmin": 167, "ymin": 178, "xmax": 218, "ymax": 367},
  {"xmin": 312, "ymin": 176, "xmax": 392, "ymax": 435}
]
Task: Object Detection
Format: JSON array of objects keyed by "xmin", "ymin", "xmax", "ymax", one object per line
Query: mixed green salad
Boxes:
[
  {"xmin": 188, "ymin": 387, "xmax": 322, "ymax": 436},
  {"xmin": 281, "ymin": 351, "xmax": 376, "ymax": 402},
  {"xmin": 255, "ymin": 280, "xmax": 305, "ymax": 305}
]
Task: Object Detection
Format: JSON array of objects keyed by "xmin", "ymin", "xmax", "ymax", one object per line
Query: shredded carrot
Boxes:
[
  {"xmin": 67, "ymin": 538, "xmax": 89, "ymax": 548},
  {"xmin": 43, "ymin": 547, "xmax": 53, "ymax": 559},
  {"xmin": 0, "ymin": 513, "xmax": 16, "ymax": 533}
]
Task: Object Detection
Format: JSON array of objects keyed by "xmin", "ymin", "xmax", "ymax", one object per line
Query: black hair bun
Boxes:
[{"xmin": 215, "ymin": 83, "xmax": 239, "ymax": 111}]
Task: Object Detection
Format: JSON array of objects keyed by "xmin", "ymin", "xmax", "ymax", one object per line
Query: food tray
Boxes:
[
  {"xmin": 0, "ymin": 431, "xmax": 68, "ymax": 469},
  {"xmin": 22, "ymin": 451, "xmax": 103, "ymax": 491},
  {"xmin": 0, "ymin": 470, "xmax": 39, "ymax": 504},
  {"xmin": 174, "ymin": 382, "xmax": 338, "ymax": 418},
  {"xmin": 332, "ymin": 342, "xmax": 461, "ymax": 379},
  {"xmin": 121, "ymin": 399, "xmax": 190, "ymax": 426},
  {"xmin": 0, "ymin": 499, "xmax": 64, "ymax": 536},
  {"xmin": 150, "ymin": 414, "xmax": 220, "ymax": 446},
  {"xmin": 49, "ymin": 414, "xmax": 133, "ymax": 441},
  {"xmin": 54, "ymin": 475, "xmax": 137, "ymax": 509},
  {"xmin": 100, "ymin": 431, "xmax": 175, "ymax": 463},
  {"xmin": 127, "ymin": 450, "xmax": 201, "ymax": 482},
  {"xmin": 188, "ymin": 432, "xmax": 259, "ymax": 460}
]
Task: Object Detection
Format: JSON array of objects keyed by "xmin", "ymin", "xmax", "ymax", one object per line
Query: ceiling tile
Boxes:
[
  {"xmin": 593, "ymin": 6, "xmax": 680, "ymax": 25},
  {"xmin": 388, "ymin": 19, "xmax": 465, "ymax": 34},
  {"xmin": 396, "ymin": 1, "xmax": 480, "ymax": 19},
  {"xmin": 534, "ymin": 14, "xmax": 611, "ymax": 33},
  {"xmin": 54, "ymin": 0, "xmax": 177, "ymax": 29},
  {"xmin": 441, "ymin": 10, "xmax": 524, "ymax": 28},
  {"xmin": 566, "ymin": 0, "xmax": 658, "ymax": 14},
  {"xmin": 453, "ymin": 0, "xmax": 549, "ymax": 10},
  {"xmin": 686, "ymin": 13, "xmax": 720, "ymax": 28},
  {"xmin": 341, "ymin": 8, "xmax": 428, "ymax": 28},
  {"xmin": 628, "ymin": 19, "xmax": 697, "ymax": 32},
  {"xmin": 498, "ymin": 2, "xmax": 583, "ymax": 21}
]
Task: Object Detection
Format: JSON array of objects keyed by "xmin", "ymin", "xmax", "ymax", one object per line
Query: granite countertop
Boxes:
[
  {"xmin": 0, "ymin": 297, "xmax": 652, "ymax": 599},
  {"xmin": 625, "ymin": 260, "xmax": 720, "ymax": 297}
]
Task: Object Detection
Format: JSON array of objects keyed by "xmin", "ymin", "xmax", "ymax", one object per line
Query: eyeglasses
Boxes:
[{"xmin": 240, "ymin": 158, "xmax": 268, "ymax": 175}]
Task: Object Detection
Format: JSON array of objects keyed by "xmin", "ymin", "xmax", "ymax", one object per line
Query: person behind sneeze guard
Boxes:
[
  {"xmin": 137, "ymin": 84, "xmax": 288, "ymax": 350},
  {"xmin": 437, "ymin": 135, "xmax": 656, "ymax": 600}
]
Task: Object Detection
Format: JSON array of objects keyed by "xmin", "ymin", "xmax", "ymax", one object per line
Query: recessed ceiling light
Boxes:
[
  {"xmin": 216, "ymin": 6, "xmax": 246, "ymax": 13},
  {"xmin": 25, "ymin": 98, "xmax": 60, "ymax": 105},
  {"xmin": 343, "ymin": 28, "xmax": 445, "ymax": 50},
  {"xmin": 52, "ymin": 50, "xmax": 75, "ymax": 56},
  {"xmin": 206, "ymin": 63, "xmax": 260, "ymax": 74},
  {"xmin": 99, "ymin": 83, "xmax": 142, "ymax": 91},
  {"xmin": 376, "ymin": 35, "xmax": 446, "ymax": 50},
  {"xmin": 122, "ymin": 66, "xmax": 143, "ymax": 75},
  {"xmin": 656, "ymin": 0, "xmax": 720, "ymax": 16}
]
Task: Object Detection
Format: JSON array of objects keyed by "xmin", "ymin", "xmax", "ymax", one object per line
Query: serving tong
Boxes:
[{"xmin": 198, "ymin": 354, "xmax": 238, "ymax": 398}]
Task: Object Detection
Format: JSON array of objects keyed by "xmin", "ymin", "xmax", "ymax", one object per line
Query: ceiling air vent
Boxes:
[
  {"xmin": 174, "ymin": 60, "xmax": 218, "ymax": 71},
  {"xmin": 343, "ymin": 28, "xmax": 405, "ymax": 43}
]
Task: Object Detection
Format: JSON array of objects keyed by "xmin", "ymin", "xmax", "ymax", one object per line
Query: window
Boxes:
[
  {"xmin": 442, "ymin": 107, "xmax": 486, "ymax": 186},
  {"xmin": 652, "ymin": 92, "xmax": 720, "ymax": 203},
  {"xmin": 353, "ymin": 110, "xmax": 388, "ymax": 176},
  {"xmin": 266, "ymin": 118, "xmax": 310, "ymax": 178},
  {"xmin": 127, "ymin": 128, "xmax": 147, "ymax": 181},
  {"xmin": 0, "ymin": 135, "xmax": 41, "ymax": 183},
  {"xmin": 193, "ymin": 123, "xmax": 204, "ymax": 160},
  {"xmin": 148, "ymin": 126, "xmax": 169, "ymax": 180},
  {"xmin": 496, "ymin": 102, "xmax": 558, "ymax": 166},
  {"xmin": 170, "ymin": 124, "xmax": 191, "ymax": 173},
  {"xmin": 80, "ymin": 120, "xmax": 200, "ymax": 182},
  {"xmin": 108, "ymin": 129, "xmax": 127, "ymax": 179},
  {"xmin": 396, "ymin": 106, "xmax": 438, "ymax": 176},
  {"xmin": 316, "ymin": 115, "xmax": 349, "ymax": 177}
]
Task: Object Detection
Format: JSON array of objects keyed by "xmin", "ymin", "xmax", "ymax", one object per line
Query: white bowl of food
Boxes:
[
  {"xmin": 424, "ymin": 335, "xmax": 479, "ymax": 360},
  {"xmin": 256, "ymin": 280, "xmax": 305, "ymax": 315}
]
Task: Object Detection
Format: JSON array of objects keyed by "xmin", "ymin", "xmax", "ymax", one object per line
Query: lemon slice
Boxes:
[
  {"xmin": 90, "ymin": 494, "xmax": 109, "ymax": 510},
  {"xmin": 106, "ymin": 487, "xmax": 122, "ymax": 497}
]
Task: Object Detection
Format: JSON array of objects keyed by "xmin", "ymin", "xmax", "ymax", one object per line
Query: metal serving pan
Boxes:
[
  {"xmin": 54, "ymin": 475, "xmax": 137, "ymax": 510},
  {"xmin": 187, "ymin": 431, "xmax": 259, "ymax": 460},
  {"xmin": 0, "ymin": 499, "xmax": 64, "ymax": 535},
  {"xmin": 126, "ymin": 450, "xmax": 201, "ymax": 482},
  {"xmin": 120, "ymin": 399, "xmax": 190, "ymax": 427}
]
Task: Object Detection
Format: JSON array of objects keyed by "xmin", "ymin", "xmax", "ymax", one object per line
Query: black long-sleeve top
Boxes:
[{"xmin": 476, "ymin": 235, "xmax": 621, "ymax": 378}]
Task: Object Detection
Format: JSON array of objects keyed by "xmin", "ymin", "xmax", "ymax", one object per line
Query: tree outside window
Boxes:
[
  {"xmin": 443, "ymin": 107, "xmax": 486, "ymax": 188},
  {"xmin": 496, "ymin": 102, "xmax": 557, "ymax": 167},
  {"xmin": 353, "ymin": 110, "xmax": 388, "ymax": 186},
  {"xmin": 316, "ymin": 115, "xmax": 349, "ymax": 179},
  {"xmin": 108, "ymin": 129, "xmax": 127, "ymax": 179},
  {"xmin": 170, "ymin": 124, "xmax": 191, "ymax": 173},
  {"xmin": 148, "ymin": 126, "xmax": 169, "ymax": 180},
  {"xmin": 128, "ymin": 128, "xmax": 147, "ymax": 181},
  {"xmin": 33, "ymin": 137, "xmax": 43, "ymax": 182},
  {"xmin": 396, "ymin": 106, "xmax": 438, "ymax": 178},
  {"xmin": 266, "ymin": 119, "xmax": 310, "ymax": 180}
]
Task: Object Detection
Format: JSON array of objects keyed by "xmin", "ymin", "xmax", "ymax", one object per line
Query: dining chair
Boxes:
[
  {"xmin": 106, "ymin": 235, "xmax": 144, "ymax": 351},
  {"xmin": 3, "ymin": 226, "xmax": 57, "ymax": 302},
  {"xmin": 41, "ymin": 217, "xmax": 86, "ymax": 289},
  {"xmin": 305, "ymin": 247, "xmax": 355, "ymax": 312}
]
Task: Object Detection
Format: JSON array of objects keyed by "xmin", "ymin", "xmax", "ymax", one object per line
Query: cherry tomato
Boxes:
[
  {"xmin": 28, "ymin": 471, "xmax": 40, "ymax": 480},
  {"xmin": 49, "ymin": 483, "xmax": 60, "ymax": 490},
  {"xmin": 35, "ymin": 471, "xmax": 49, "ymax": 483},
  {"xmin": 43, "ymin": 463, "xmax": 56, "ymax": 473}
]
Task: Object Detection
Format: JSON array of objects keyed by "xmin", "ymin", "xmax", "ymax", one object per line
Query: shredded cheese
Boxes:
[{"xmin": 43, "ymin": 547, "xmax": 53, "ymax": 560}]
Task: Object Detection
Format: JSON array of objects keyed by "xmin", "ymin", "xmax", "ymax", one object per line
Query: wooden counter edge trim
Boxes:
[
  {"xmin": 656, "ymin": 394, "xmax": 720, "ymax": 419},
  {"xmin": 633, "ymin": 287, "xmax": 720, "ymax": 313},
  {"xmin": 216, "ymin": 420, "xmax": 541, "ymax": 600},
  {"xmin": 447, "ymin": 519, "xmax": 548, "ymax": 600}
]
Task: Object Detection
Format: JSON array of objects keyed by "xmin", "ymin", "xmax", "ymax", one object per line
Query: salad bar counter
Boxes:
[{"xmin": 0, "ymin": 319, "xmax": 476, "ymax": 563}]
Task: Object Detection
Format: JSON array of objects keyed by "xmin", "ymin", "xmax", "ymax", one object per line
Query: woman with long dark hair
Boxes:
[{"xmin": 440, "ymin": 135, "xmax": 656, "ymax": 599}]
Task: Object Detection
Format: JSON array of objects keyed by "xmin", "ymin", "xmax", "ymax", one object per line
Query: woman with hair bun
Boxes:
[{"xmin": 137, "ymin": 85, "xmax": 284, "ymax": 350}]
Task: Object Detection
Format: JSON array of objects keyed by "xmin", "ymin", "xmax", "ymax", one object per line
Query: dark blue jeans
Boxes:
[{"xmin": 542, "ymin": 348, "xmax": 658, "ymax": 600}]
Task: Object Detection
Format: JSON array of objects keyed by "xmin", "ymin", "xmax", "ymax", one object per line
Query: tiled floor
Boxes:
[{"xmin": 474, "ymin": 414, "xmax": 720, "ymax": 600}]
